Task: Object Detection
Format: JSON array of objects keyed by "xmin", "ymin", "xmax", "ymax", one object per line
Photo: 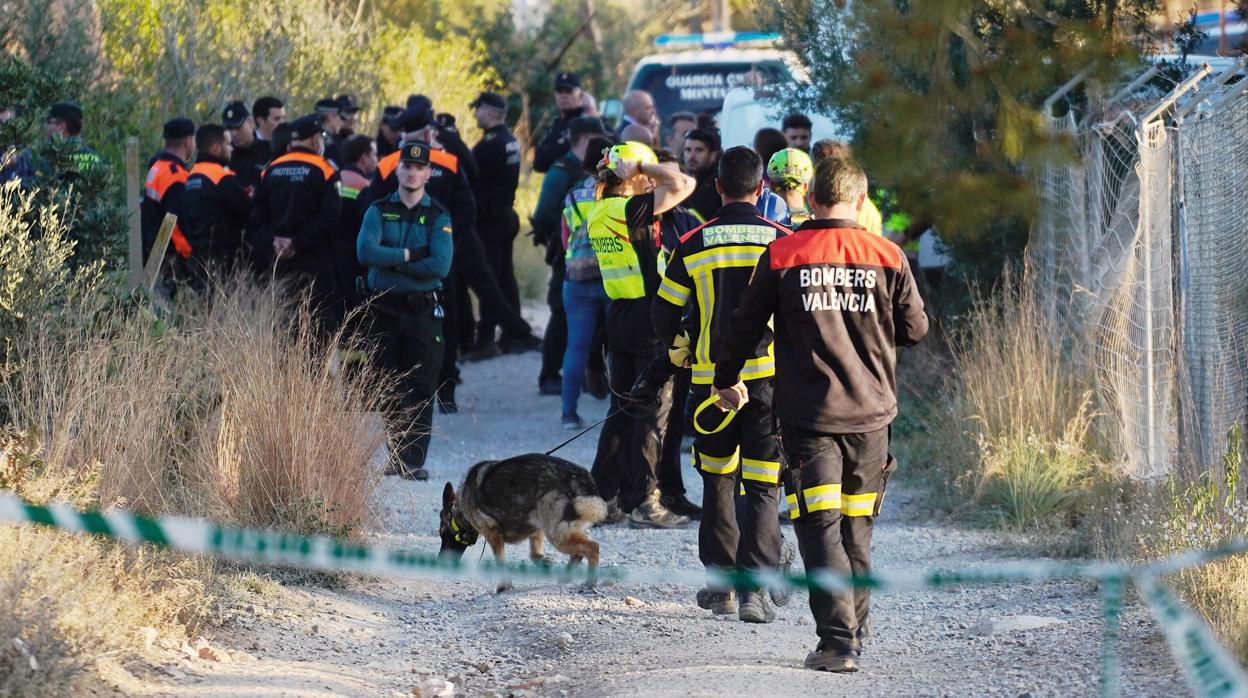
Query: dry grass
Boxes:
[
  {"xmin": 0, "ymin": 260, "xmax": 393, "ymax": 690},
  {"xmin": 898, "ymin": 276, "xmax": 1105, "ymax": 523}
]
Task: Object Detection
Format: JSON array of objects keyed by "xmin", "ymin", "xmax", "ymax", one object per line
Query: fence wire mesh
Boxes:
[{"xmin": 1029, "ymin": 66, "xmax": 1248, "ymax": 479}]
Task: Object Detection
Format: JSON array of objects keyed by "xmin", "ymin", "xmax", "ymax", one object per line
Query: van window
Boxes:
[{"xmin": 630, "ymin": 61, "xmax": 791, "ymax": 118}]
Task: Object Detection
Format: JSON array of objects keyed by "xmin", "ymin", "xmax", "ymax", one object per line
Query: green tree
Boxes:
[{"xmin": 774, "ymin": 0, "xmax": 1159, "ymax": 279}]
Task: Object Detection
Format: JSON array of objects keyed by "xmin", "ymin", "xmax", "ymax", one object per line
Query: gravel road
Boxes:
[{"xmin": 144, "ymin": 308, "xmax": 1189, "ymax": 697}]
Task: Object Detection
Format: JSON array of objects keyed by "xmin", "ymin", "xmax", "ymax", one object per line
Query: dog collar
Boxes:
[{"xmin": 449, "ymin": 509, "xmax": 478, "ymax": 546}]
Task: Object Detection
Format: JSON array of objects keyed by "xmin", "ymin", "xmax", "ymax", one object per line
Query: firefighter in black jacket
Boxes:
[
  {"xmin": 181, "ymin": 123, "xmax": 250, "ymax": 280},
  {"xmin": 650, "ymin": 147, "xmax": 790, "ymax": 622},
  {"xmin": 532, "ymin": 72, "xmax": 588, "ymax": 174},
  {"xmin": 249, "ymin": 114, "xmax": 342, "ymax": 330},
  {"xmin": 223, "ymin": 100, "xmax": 270, "ymax": 195},
  {"xmin": 466, "ymin": 91, "xmax": 523, "ymax": 358},
  {"xmin": 713, "ymin": 157, "xmax": 929, "ymax": 673},
  {"xmin": 367, "ymin": 107, "xmax": 537, "ymax": 412},
  {"xmin": 141, "ymin": 117, "xmax": 196, "ymax": 263}
]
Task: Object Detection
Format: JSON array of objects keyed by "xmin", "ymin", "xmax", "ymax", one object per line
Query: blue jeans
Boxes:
[{"xmin": 561, "ymin": 277, "xmax": 609, "ymax": 417}]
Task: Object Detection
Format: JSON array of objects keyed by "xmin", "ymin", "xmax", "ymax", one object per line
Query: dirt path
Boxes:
[{"xmin": 139, "ymin": 310, "xmax": 1189, "ymax": 697}]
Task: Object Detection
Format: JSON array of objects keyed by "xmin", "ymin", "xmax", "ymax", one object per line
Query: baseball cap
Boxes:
[
  {"xmin": 336, "ymin": 94, "xmax": 360, "ymax": 113},
  {"xmin": 162, "ymin": 117, "xmax": 195, "ymax": 140},
  {"xmin": 382, "ymin": 105, "xmax": 403, "ymax": 126},
  {"xmin": 314, "ymin": 98, "xmax": 340, "ymax": 116},
  {"xmin": 554, "ymin": 72, "xmax": 580, "ymax": 89},
  {"xmin": 567, "ymin": 115, "xmax": 606, "ymax": 138},
  {"xmin": 406, "ymin": 94, "xmax": 433, "ymax": 112},
  {"xmin": 222, "ymin": 100, "xmax": 249, "ymax": 127},
  {"xmin": 395, "ymin": 106, "xmax": 433, "ymax": 133},
  {"xmin": 470, "ymin": 92, "xmax": 506, "ymax": 110},
  {"xmin": 47, "ymin": 101, "xmax": 83, "ymax": 122},
  {"xmin": 289, "ymin": 114, "xmax": 322, "ymax": 140},
  {"xmin": 398, "ymin": 140, "xmax": 431, "ymax": 165}
]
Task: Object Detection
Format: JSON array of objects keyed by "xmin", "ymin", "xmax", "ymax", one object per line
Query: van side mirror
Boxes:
[{"xmin": 600, "ymin": 99, "xmax": 622, "ymax": 131}]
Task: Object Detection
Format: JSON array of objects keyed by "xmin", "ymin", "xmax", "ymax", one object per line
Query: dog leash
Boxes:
[{"xmin": 544, "ymin": 404, "xmax": 627, "ymax": 456}]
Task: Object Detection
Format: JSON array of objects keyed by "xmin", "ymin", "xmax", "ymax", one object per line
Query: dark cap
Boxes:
[
  {"xmin": 289, "ymin": 114, "xmax": 322, "ymax": 140},
  {"xmin": 470, "ymin": 92, "xmax": 506, "ymax": 110},
  {"xmin": 406, "ymin": 94, "xmax": 433, "ymax": 112},
  {"xmin": 314, "ymin": 98, "xmax": 340, "ymax": 116},
  {"xmin": 554, "ymin": 72, "xmax": 581, "ymax": 89},
  {"xmin": 398, "ymin": 140, "xmax": 430, "ymax": 165},
  {"xmin": 567, "ymin": 115, "xmax": 606, "ymax": 139},
  {"xmin": 47, "ymin": 101, "xmax": 83, "ymax": 122},
  {"xmin": 382, "ymin": 105, "xmax": 403, "ymax": 126},
  {"xmin": 222, "ymin": 100, "xmax": 249, "ymax": 127},
  {"xmin": 162, "ymin": 117, "xmax": 195, "ymax": 140},
  {"xmin": 395, "ymin": 106, "xmax": 433, "ymax": 133},
  {"xmin": 336, "ymin": 94, "xmax": 360, "ymax": 113}
]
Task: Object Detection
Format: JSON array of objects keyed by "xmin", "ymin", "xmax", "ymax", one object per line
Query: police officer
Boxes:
[
  {"xmin": 532, "ymin": 72, "xmax": 589, "ymax": 173},
  {"xmin": 336, "ymin": 94, "xmax": 361, "ymax": 139},
  {"xmin": 405, "ymin": 95, "xmax": 479, "ymax": 187},
  {"xmin": 465, "ymin": 91, "xmax": 523, "ymax": 359},
  {"xmin": 181, "ymin": 123, "xmax": 251, "ymax": 281},
  {"xmin": 357, "ymin": 141, "xmax": 453, "ymax": 481},
  {"xmin": 223, "ymin": 100, "xmax": 271, "ymax": 195},
  {"xmin": 314, "ymin": 98, "xmax": 344, "ymax": 167},
  {"xmin": 650, "ymin": 146, "xmax": 791, "ymax": 621},
  {"xmin": 142, "ymin": 117, "xmax": 195, "ymax": 263},
  {"xmin": 44, "ymin": 101, "xmax": 103, "ymax": 177},
  {"xmin": 376, "ymin": 105, "xmax": 403, "ymax": 157},
  {"xmin": 249, "ymin": 114, "xmax": 342, "ymax": 329},
  {"xmin": 585, "ymin": 141, "xmax": 696, "ymax": 529},
  {"xmin": 713, "ymin": 157, "xmax": 929, "ymax": 672},
  {"xmin": 368, "ymin": 107, "xmax": 537, "ymax": 412},
  {"xmin": 336, "ymin": 134, "xmax": 378, "ymax": 322}
]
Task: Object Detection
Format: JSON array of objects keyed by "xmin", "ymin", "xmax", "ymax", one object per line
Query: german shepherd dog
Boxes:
[{"xmin": 439, "ymin": 453, "xmax": 607, "ymax": 592}]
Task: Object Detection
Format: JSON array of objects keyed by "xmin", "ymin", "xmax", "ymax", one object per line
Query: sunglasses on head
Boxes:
[{"xmin": 554, "ymin": 86, "xmax": 576, "ymax": 94}]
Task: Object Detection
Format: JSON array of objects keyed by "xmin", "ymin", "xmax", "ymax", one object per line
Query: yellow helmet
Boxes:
[
  {"xmin": 767, "ymin": 148, "xmax": 814, "ymax": 187},
  {"xmin": 605, "ymin": 141, "xmax": 658, "ymax": 174}
]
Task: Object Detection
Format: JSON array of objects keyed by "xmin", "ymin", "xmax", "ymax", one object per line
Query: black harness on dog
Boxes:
[{"xmin": 449, "ymin": 507, "xmax": 479, "ymax": 547}]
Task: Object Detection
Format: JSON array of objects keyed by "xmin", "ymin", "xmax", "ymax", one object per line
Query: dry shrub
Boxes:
[
  {"xmin": 181, "ymin": 277, "xmax": 389, "ymax": 537},
  {"xmin": 899, "ymin": 275, "xmax": 1105, "ymax": 523}
]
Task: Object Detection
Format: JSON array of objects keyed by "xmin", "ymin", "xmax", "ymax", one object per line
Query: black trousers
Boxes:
[
  {"xmin": 370, "ymin": 297, "xmax": 444, "ymax": 470},
  {"xmin": 590, "ymin": 349, "xmax": 671, "ymax": 511},
  {"xmin": 658, "ymin": 367, "xmax": 691, "ymax": 498},
  {"xmin": 477, "ymin": 211, "xmax": 521, "ymax": 343},
  {"xmin": 780, "ymin": 423, "xmax": 891, "ymax": 653},
  {"xmin": 440, "ymin": 227, "xmax": 532, "ymax": 387},
  {"xmin": 691, "ymin": 380, "xmax": 782, "ymax": 581},
  {"xmin": 275, "ymin": 257, "xmax": 340, "ymax": 337},
  {"xmin": 542, "ymin": 254, "xmax": 568, "ymax": 382}
]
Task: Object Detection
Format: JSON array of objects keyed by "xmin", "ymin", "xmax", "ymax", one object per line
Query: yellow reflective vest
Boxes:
[{"xmin": 586, "ymin": 196, "xmax": 647, "ymax": 300}]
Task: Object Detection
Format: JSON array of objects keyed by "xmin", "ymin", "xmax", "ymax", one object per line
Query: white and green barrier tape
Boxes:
[{"xmin": 1, "ymin": 490, "xmax": 1246, "ymax": 696}]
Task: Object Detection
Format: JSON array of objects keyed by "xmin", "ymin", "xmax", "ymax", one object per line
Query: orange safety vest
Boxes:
[
  {"xmin": 375, "ymin": 148, "xmax": 459, "ymax": 180},
  {"xmin": 188, "ymin": 161, "xmax": 232, "ymax": 184},
  {"xmin": 145, "ymin": 158, "xmax": 192, "ymax": 258},
  {"xmin": 263, "ymin": 150, "xmax": 336, "ymax": 180}
]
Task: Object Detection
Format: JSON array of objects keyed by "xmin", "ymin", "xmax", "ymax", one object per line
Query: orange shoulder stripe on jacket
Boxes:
[
  {"xmin": 189, "ymin": 162, "xmax": 231, "ymax": 185},
  {"xmin": 268, "ymin": 151, "xmax": 335, "ymax": 180},
  {"xmin": 145, "ymin": 161, "xmax": 188, "ymax": 200},
  {"xmin": 429, "ymin": 149, "xmax": 458, "ymax": 173},
  {"xmin": 376, "ymin": 151, "xmax": 401, "ymax": 180},
  {"xmin": 769, "ymin": 227, "xmax": 904, "ymax": 270}
]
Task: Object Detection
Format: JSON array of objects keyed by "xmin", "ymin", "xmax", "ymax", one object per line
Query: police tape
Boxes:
[
  {"xmin": 3, "ymin": 490, "xmax": 1248, "ymax": 697},
  {"xmin": 1136, "ymin": 574, "xmax": 1248, "ymax": 697}
]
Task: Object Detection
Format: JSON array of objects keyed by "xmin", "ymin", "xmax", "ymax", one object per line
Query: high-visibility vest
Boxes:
[
  {"xmin": 586, "ymin": 196, "xmax": 646, "ymax": 300},
  {"xmin": 188, "ymin": 161, "xmax": 231, "ymax": 184}
]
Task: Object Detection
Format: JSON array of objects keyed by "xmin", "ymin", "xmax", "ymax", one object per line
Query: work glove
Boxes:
[
  {"xmin": 626, "ymin": 361, "xmax": 672, "ymax": 409},
  {"xmin": 668, "ymin": 332, "xmax": 693, "ymax": 368}
]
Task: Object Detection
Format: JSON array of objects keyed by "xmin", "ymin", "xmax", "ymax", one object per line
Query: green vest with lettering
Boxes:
[{"xmin": 586, "ymin": 196, "xmax": 646, "ymax": 300}]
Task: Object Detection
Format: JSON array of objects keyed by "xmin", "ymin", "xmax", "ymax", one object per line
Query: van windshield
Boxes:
[{"xmin": 630, "ymin": 60, "xmax": 791, "ymax": 118}]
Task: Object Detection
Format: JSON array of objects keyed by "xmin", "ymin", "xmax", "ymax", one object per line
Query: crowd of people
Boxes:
[{"xmin": 2, "ymin": 73, "xmax": 931, "ymax": 673}]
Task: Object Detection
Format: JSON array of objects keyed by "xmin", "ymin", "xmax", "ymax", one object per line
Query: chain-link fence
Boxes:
[{"xmin": 1029, "ymin": 59, "xmax": 1248, "ymax": 480}]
